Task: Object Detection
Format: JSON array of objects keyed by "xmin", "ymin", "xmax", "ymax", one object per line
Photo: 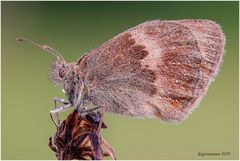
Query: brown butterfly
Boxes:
[{"xmin": 17, "ymin": 19, "xmax": 225, "ymax": 123}]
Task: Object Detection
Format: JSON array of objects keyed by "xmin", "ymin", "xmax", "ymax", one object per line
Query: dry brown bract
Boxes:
[{"xmin": 49, "ymin": 110, "xmax": 116, "ymax": 160}]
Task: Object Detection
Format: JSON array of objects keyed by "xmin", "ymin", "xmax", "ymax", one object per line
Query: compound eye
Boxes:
[{"xmin": 59, "ymin": 67, "xmax": 67, "ymax": 78}]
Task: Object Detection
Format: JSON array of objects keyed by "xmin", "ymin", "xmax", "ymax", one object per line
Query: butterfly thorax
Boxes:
[{"xmin": 63, "ymin": 64, "xmax": 87, "ymax": 109}]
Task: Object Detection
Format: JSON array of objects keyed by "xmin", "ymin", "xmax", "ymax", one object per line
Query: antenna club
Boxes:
[{"xmin": 16, "ymin": 37, "xmax": 25, "ymax": 42}]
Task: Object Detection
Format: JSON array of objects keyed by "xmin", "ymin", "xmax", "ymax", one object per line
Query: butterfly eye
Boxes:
[{"xmin": 59, "ymin": 67, "xmax": 67, "ymax": 78}]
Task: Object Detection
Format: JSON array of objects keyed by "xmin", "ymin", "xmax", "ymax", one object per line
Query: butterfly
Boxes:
[{"xmin": 17, "ymin": 19, "xmax": 225, "ymax": 123}]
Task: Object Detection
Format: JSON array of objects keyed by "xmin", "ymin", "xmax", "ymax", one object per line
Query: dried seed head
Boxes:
[{"xmin": 49, "ymin": 110, "xmax": 115, "ymax": 160}]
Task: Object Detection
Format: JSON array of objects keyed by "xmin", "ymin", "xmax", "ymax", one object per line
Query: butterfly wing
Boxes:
[{"xmin": 77, "ymin": 20, "xmax": 225, "ymax": 122}]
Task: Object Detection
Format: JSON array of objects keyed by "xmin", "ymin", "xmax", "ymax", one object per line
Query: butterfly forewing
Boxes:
[{"xmin": 77, "ymin": 20, "xmax": 225, "ymax": 122}]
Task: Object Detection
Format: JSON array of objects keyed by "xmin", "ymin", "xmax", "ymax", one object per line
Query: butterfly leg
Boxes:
[
  {"xmin": 78, "ymin": 106, "xmax": 102, "ymax": 115},
  {"xmin": 54, "ymin": 97, "xmax": 69, "ymax": 105},
  {"xmin": 97, "ymin": 107, "xmax": 105, "ymax": 133},
  {"xmin": 50, "ymin": 97, "xmax": 72, "ymax": 126},
  {"xmin": 50, "ymin": 103, "xmax": 72, "ymax": 127},
  {"xmin": 50, "ymin": 103, "xmax": 72, "ymax": 114}
]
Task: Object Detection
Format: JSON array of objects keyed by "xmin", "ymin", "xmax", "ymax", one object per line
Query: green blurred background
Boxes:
[{"xmin": 1, "ymin": 1, "xmax": 239, "ymax": 160}]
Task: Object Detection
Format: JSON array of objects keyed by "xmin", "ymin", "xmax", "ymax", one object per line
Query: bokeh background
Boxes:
[{"xmin": 1, "ymin": 1, "xmax": 239, "ymax": 160}]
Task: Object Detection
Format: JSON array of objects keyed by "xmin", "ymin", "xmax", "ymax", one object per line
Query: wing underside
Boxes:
[{"xmin": 78, "ymin": 20, "xmax": 225, "ymax": 122}]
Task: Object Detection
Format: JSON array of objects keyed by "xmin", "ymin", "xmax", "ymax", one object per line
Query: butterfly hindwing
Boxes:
[{"xmin": 77, "ymin": 20, "xmax": 225, "ymax": 122}]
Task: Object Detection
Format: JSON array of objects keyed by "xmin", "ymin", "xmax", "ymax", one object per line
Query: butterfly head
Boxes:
[{"xmin": 49, "ymin": 58, "xmax": 69, "ymax": 86}]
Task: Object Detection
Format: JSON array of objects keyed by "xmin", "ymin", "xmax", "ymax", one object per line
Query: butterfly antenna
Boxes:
[{"xmin": 16, "ymin": 37, "xmax": 66, "ymax": 64}]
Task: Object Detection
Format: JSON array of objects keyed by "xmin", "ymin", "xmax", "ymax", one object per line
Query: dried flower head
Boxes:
[{"xmin": 49, "ymin": 110, "xmax": 116, "ymax": 160}]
